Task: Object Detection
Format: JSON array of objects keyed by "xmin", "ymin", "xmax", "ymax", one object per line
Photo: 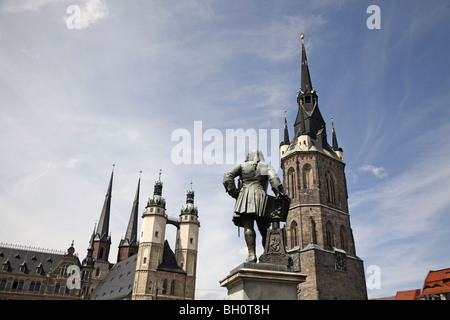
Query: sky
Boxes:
[{"xmin": 0, "ymin": 0, "xmax": 449, "ymax": 300}]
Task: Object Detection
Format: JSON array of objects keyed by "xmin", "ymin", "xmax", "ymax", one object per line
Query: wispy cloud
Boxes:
[{"xmin": 359, "ymin": 164, "xmax": 388, "ymax": 178}]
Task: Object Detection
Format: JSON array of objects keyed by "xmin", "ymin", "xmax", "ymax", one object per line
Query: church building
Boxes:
[
  {"xmin": 0, "ymin": 167, "xmax": 200, "ymax": 300},
  {"xmin": 280, "ymin": 35, "xmax": 367, "ymax": 300}
]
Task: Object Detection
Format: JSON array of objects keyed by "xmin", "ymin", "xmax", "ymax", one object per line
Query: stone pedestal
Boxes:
[{"xmin": 219, "ymin": 262, "xmax": 306, "ymax": 300}]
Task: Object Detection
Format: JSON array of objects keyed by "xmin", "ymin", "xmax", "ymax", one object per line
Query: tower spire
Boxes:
[
  {"xmin": 331, "ymin": 116, "xmax": 344, "ymax": 160},
  {"xmin": 294, "ymin": 34, "xmax": 327, "ymax": 145},
  {"xmin": 280, "ymin": 110, "xmax": 290, "ymax": 146},
  {"xmin": 96, "ymin": 165, "xmax": 114, "ymax": 241},
  {"xmin": 117, "ymin": 172, "xmax": 141, "ymax": 262},
  {"xmin": 300, "ymin": 34, "xmax": 313, "ymax": 94},
  {"xmin": 124, "ymin": 173, "xmax": 140, "ymax": 244}
]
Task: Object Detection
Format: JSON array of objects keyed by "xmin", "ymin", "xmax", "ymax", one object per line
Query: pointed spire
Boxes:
[
  {"xmin": 96, "ymin": 165, "xmax": 114, "ymax": 241},
  {"xmin": 331, "ymin": 116, "xmax": 343, "ymax": 152},
  {"xmin": 300, "ymin": 34, "xmax": 313, "ymax": 93},
  {"xmin": 122, "ymin": 172, "xmax": 140, "ymax": 246},
  {"xmin": 82, "ymin": 222, "xmax": 96, "ymax": 267},
  {"xmin": 280, "ymin": 110, "xmax": 291, "ymax": 146}
]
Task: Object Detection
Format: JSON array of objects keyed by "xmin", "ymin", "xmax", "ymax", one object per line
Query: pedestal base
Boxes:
[{"xmin": 219, "ymin": 262, "xmax": 306, "ymax": 300}]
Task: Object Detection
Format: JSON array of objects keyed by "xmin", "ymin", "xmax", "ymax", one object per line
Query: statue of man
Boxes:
[{"xmin": 223, "ymin": 149, "xmax": 288, "ymax": 263}]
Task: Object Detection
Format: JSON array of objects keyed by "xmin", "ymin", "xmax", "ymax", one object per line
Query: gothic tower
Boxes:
[
  {"xmin": 117, "ymin": 173, "xmax": 141, "ymax": 262},
  {"xmin": 281, "ymin": 35, "xmax": 367, "ymax": 300},
  {"xmin": 132, "ymin": 174, "xmax": 168, "ymax": 299},
  {"xmin": 175, "ymin": 184, "xmax": 200, "ymax": 299},
  {"xmin": 92, "ymin": 166, "xmax": 113, "ymax": 262}
]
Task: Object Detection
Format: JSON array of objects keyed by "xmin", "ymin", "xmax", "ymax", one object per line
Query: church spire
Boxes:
[
  {"xmin": 117, "ymin": 172, "xmax": 141, "ymax": 262},
  {"xmin": 123, "ymin": 173, "xmax": 140, "ymax": 245},
  {"xmin": 280, "ymin": 110, "xmax": 290, "ymax": 146},
  {"xmin": 92, "ymin": 165, "xmax": 114, "ymax": 262},
  {"xmin": 331, "ymin": 117, "xmax": 344, "ymax": 160},
  {"xmin": 96, "ymin": 165, "xmax": 114, "ymax": 241},
  {"xmin": 294, "ymin": 34, "xmax": 327, "ymax": 145},
  {"xmin": 300, "ymin": 34, "xmax": 313, "ymax": 94}
]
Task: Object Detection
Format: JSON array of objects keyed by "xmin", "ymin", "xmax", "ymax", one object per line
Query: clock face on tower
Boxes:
[{"xmin": 334, "ymin": 251, "xmax": 347, "ymax": 272}]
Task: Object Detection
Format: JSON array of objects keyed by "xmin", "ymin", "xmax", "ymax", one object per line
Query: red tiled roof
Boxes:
[
  {"xmin": 422, "ymin": 268, "xmax": 450, "ymax": 295},
  {"xmin": 395, "ymin": 289, "xmax": 421, "ymax": 300}
]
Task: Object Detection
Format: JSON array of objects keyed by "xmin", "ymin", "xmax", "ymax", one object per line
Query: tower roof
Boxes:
[
  {"xmin": 181, "ymin": 182, "xmax": 198, "ymax": 215},
  {"xmin": 147, "ymin": 170, "xmax": 166, "ymax": 209},
  {"xmin": 300, "ymin": 35, "xmax": 313, "ymax": 94},
  {"xmin": 95, "ymin": 165, "xmax": 114, "ymax": 242},
  {"xmin": 119, "ymin": 173, "xmax": 140, "ymax": 248},
  {"xmin": 284, "ymin": 35, "xmax": 343, "ymax": 162},
  {"xmin": 331, "ymin": 116, "xmax": 343, "ymax": 152},
  {"xmin": 280, "ymin": 110, "xmax": 290, "ymax": 146}
]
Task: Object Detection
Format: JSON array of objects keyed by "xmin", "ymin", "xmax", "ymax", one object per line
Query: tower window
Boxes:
[
  {"xmin": 302, "ymin": 164, "xmax": 313, "ymax": 189},
  {"xmin": 325, "ymin": 221, "xmax": 335, "ymax": 249},
  {"xmin": 163, "ymin": 279, "xmax": 168, "ymax": 294},
  {"xmin": 290, "ymin": 221, "xmax": 298, "ymax": 248},
  {"xmin": 304, "ymin": 96, "xmax": 311, "ymax": 103},
  {"xmin": 170, "ymin": 280, "xmax": 175, "ymax": 295},
  {"xmin": 190, "ymin": 238, "xmax": 194, "ymax": 245},
  {"xmin": 155, "ymin": 231, "xmax": 159, "ymax": 238},
  {"xmin": 325, "ymin": 169, "xmax": 337, "ymax": 205},
  {"xmin": 287, "ymin": 167, "xmax": 296, "ymax": 199}
]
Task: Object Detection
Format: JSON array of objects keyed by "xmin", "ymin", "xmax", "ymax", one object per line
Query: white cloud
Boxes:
[
  {"xmin": 359, "ymin": 164, "xmax": 388, "ymax": 178},
  {"xmin": 76, "ymin": 0, "xmax": 109, "ymax": 29}
]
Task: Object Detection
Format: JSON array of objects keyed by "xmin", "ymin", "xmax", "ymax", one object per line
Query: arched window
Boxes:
[
  {"xmin": 290, "ymin": 221, "xmax": 298, "ymax": 248},
  {"xmin": 325, "ymin": 169, "xmax": 337, "ymax": 204},
  {"xmin": 162, "ymin": 279, "xmax": 168, "ymax": 294},
  {"xmin": 287, "ymin": 167, "xmax": 296, "ymax": 199},
  {"xmin": 325, "ymin": 221, "xmax": 334, "ymax": 249},
  {"xmin": 302, "ymin": 164, "xmax": 313, "ymax": 189},
  {"xmin": 99, "ymin": 248, "xmax": 104, "ymax": 259},
  {"xmin": 170, "ymin": 280, "xmax": 176, "ymax": 295},
  {"xmin": 340, "ymin": 226, "xmax": 348, "ymax": 252}
]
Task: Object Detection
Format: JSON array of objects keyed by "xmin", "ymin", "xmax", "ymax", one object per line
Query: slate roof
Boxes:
[
  {"xmin": 0, "ymin": 243, "xmax": 67, "ymax": 277},
  {"xmin": 90, "ymin": 254, "xmax": 137, "ymax": 300}
]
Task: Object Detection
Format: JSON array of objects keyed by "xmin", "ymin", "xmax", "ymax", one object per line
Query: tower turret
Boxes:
[
  {"xmin": 175, "ymin": 182, "xmax": 200, "ymax": 299},
  {"xmin": 132, "ymin": 170, "xmax": 168, "ymax": 299}
]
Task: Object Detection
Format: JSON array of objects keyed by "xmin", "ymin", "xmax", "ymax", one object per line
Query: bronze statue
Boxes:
[{"xmin": 223, "ymin": 149, "xmax": 289, "ymax": 263}]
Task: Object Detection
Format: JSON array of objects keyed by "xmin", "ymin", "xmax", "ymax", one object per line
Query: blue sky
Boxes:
[{"xmin": 0, "ymin": 0, "xmax": 449, "ymax": 299}]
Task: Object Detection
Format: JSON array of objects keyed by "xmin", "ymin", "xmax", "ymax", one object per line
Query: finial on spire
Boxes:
[
  {"xmin": 112, "ymin": 164, "xmax": 115, "ymax": 172},
  {"xmin": 300, "ymin": 33, "xmax": 305, "ymax": 40},
  {"xmin": 190, "ymin": 180, "xmax": 193, "ymax": 190},
  {"xmin": 158, "ymin": 169, "xmax": 162, "ymax": 181}
]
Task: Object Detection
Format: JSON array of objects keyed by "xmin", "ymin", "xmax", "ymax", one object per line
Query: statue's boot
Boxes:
[{"xmin": 245, "ymin": 229, "xmax": 257, "ymax": 263}]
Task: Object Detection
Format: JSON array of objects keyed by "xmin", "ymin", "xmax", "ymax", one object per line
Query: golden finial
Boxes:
[{"xmin": 300, "ymin": 33, "xmax": 305, "ymax": 40}]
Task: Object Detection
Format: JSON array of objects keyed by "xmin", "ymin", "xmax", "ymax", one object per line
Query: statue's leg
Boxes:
[
  {"xmin": 240, "ymin": 215, "xmax": 256, "ymax": 263},
  {"xmin": 256, "ymin": 218, "xmax": 270, "ymax": 249}
]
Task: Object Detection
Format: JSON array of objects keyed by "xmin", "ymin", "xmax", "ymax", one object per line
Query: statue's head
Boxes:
[{"xmin": 245, "ymin": 149, "xmax": 265, "ymax": 163}]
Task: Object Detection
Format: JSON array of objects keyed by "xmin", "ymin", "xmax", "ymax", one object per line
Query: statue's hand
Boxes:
[{"xmin": 229, "ymin": 188, "xmax": 240, "ymax": 199}]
